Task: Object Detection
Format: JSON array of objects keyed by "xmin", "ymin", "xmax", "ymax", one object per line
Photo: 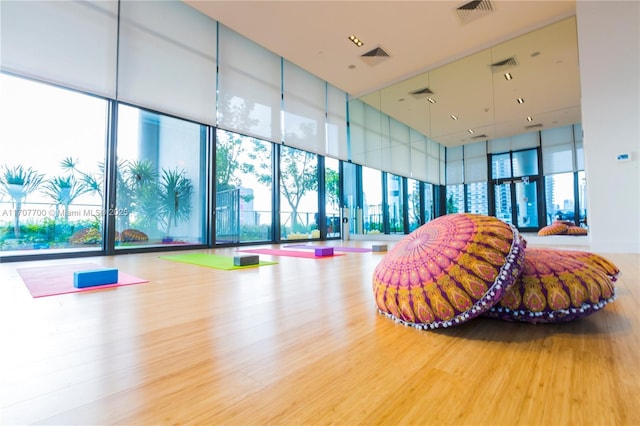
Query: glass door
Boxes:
[{"xmin": 493, "ymin": 177, "xmax": 539, "ymax": 230}]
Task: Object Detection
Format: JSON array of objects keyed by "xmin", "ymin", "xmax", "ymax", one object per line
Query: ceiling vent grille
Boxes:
[
  {"xmin": 409, "ymin": 87, "xmax": 434, "ymax": 97},
  {"xmin": 524, "ymin": 123, "xmax": 543, "ymax": 130},
  {"xmin": 491, "ymin": 57, "xmax": 518, "ymax": 72},
  {"xmin": 360, "ymin": 47, "xmax": 390, "ymax": 66},
  {"xmin": 456, "ymin": 0, "xmax": 494, "ymax": 25},
  {"xmin": 471, "ymin": 134, "xmax": 488, "ymax": 139}
]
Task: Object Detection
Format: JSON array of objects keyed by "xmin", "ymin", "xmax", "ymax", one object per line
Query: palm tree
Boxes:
[
  {"xmin": 159, "ymin": 168, "xmax": 193, "ymax": 237},
  {"xmin": 0, "ymin": 165, "xmax": 44, "ymax": 238}
]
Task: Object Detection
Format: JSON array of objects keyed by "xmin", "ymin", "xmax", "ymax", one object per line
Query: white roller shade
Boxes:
[
  {"xmin": 217, "ymin": 25, "xmax": 281, "ymax": 142},
  {"xmin": 464, "ymin": 141, "xmax": 488, "ymax": 183},
  {"xmin": 542, "ymin": 126, "xmax": 574, "ymax": 174},
  {"xmin": 326, "ymin": 84, "xmax": 348, "ymax": 160},
  {"xmin": 118, "ymin": 0, "xmax": 217, "ymax": 125},
  {"xmin": 410, "ymin": 129, "xmax": 428, "ymax": 181},
  {"xmin": 348, "ymin": 99, "xmax": 366, "ymax": 165},
  {"xmin": 446, "ymin": 146, "xmax": 464, "ymax": 185},
  {"xmin": 0, "ymin": 0, "xmax": 118, "ymax": 98},
  {"xmin": 283, "ymin": 60, "xmax": 325, "ymax": 154},
  {"xmin": 388, "ymin": 118, "xmax": 410, "ymax": 177}
]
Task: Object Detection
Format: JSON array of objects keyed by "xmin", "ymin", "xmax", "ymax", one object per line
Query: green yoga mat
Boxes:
[{"xmin": 160, "ymin": 253, "xmax": 278, "ymax": 270}]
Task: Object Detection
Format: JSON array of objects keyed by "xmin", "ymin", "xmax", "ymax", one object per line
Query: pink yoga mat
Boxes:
[
  {"xmin": 17, "ymin": 263, "xmax": 149, "ymax": 298},
  {"xmin": 237, "ymin": 248, "xmax": 345, "ymax": 259}
]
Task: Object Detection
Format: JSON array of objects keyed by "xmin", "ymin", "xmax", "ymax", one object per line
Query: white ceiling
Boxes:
[{"xmin": 184, "ymin": 0, "xmax": 580, "ymax": 147}]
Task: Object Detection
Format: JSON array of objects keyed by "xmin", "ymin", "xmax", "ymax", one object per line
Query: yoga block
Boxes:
[
  {"xmin": 314, "ymin": 247, "xmax": 334, "ymax": 256},
  {"xmin": 372, "ymin": 244, "xmax": 388, "ymax": 252},
  {"xmin": 234, "ymin": 255, "xmax": 259, "ymax": 266},
  {"xmin": 74, "ymin": 268, "xmax": 118, "ymax": 288}
]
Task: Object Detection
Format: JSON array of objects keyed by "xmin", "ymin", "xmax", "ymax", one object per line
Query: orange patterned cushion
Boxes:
[
  {"xmin": 373, "ymin": 213, "xmax": 526, "ymax": 329},
  {"xmin": 538, "ymin": 221, "xmax": 569, "ymax": 236},
  {"xmin": 566, "ymin": 226, "xmax": 588, "ymax": 235},
  {"xmin": 485, "ymin": 248, "xmax": 616, "ymax": 323},
  {"xmin": 121, "ymin": 228, "xmax": 149, "ymax": 242}
]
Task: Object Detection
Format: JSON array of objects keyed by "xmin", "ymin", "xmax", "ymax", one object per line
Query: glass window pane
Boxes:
[
  {"xmin": 578, "ymin": 171, "xmax": 587, "ymax": 227},
  {"xmin": 494, "ymin": 183, "xmax": 512, "ymax": 224},
  {"xmin": 0, "ymin": 74, "xmax": 107, "ymax": 257},
  {"xmin": 116, "ymin": 105, "xmax": 205, "ymax": 249},
  {"xmin": 362, "ymin": 166, "xmax": 383, "ymax": 234},
  {"xmin": 516, "ymin": 180, "xmax": 538, "ymax": 227},
  {"xmin": 466, "ymin": 182, "xmax": 488, "ymax": 215},
  {"xmin": 215, "ymin": 130, "xmax": 273, "ymax": 244},
  {"xmin": 544, "ymin": 172, "xmax": 575, "ymax": 225},
  {"xmin": 279, "ymin": 146, "xmax": 318, "ymax": 240},
  {"xmin": 491, "ymin": 153, "xmax": 511, "ymax": 179},
  {"xmin": 512, "ymin": 149, "xmax": 538, "ymax": 177},
  {"xmin": 446, "ymin": 184, "xmax": 464, "ymax": 214},
  {"xmin": 325, "ymin": 157, "xmax": 341, "ymax": 238},
  {"xmin": 407, "ymin": 179, "xmax": 421, "ymax": 232},
  {"xmin": 387, "ymin": 173, "xmax": 404, "ymax": 234},
  {"xmin": 342, "ymin": 161, "xmax": 359, "ymax": 235},
  {"xmin": 423, "ymin": 183, "xmax": 434, "ymax": 223}
]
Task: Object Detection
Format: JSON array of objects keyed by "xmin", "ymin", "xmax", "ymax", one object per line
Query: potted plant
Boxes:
[{"xmin": 0, "ymin": 165, "xmax": 44, "ymax": 238}]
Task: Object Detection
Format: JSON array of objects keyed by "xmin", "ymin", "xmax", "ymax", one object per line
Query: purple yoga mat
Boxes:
[{"xmin": 283, "ymin": 244, "xmax": 372, "ymax": 253}]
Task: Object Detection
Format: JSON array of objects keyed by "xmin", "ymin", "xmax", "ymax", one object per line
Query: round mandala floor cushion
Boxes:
[
  {"xmin": 373, "ymin": 213, "xmax": 526, "ymax": 329},
  {"xmin": 485, "ymin": 248, "xmax": 617, "ymax": 324},
  {"xmin": 538, "ymin": 221, "xmax": 569, "ymax": 236},
  {"xmin": 120, "ymin": 228, "xmax": 149, "ymax": 242}
]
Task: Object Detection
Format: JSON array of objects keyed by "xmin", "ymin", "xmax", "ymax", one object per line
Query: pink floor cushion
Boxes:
[
  {"xmin": 538, "ymin": 221, "xmax": 569, "ymax": 236},
  {"xmin": 372, "ymin": 213, "xmax": 526, "ymax": 329},
  {"xmin": 485, "ymin": 248, "xmax": 616, "ymax": 324}
]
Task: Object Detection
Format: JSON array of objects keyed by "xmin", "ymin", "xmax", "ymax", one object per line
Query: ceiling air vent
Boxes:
[
  {"xmin": 456, "ymin": 0, "xmax": 494, "ymax": 25},
  {"xmin": 471, "ymin": 134, "xmax": 488, "ymax": 139},
  {"xmin": 409, "ymin": 87, "xmax": 434, "ymax": 97},
  {"xmin": 491, "ymin": 57, "xmax": 518, "ymax": 73},
  {"xmin": 360, "ymin": 46, "xmax": 390, "ymax": 66},
  {"xmin": 525, "ymin": 123, "xmax": 543, "ymax": 130}
]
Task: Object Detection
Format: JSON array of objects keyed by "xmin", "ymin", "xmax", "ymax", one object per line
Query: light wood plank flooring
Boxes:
[{"xmin": 1, "ymin": 240, "xmax": 638, "ymax": 425}]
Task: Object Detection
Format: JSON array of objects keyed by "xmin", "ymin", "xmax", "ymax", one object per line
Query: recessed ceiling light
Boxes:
[
  {"xmin": 504, "ymin": 72, "xmax": 513, "ymax": 80},
  {"xmin": 427, "ymin": 97, "xmax": 436, "ymax": 104},
  {"xmin": 526, "ymin": 116, "xmax": 533, "ymax": 121},
  {"xmin": 517, "ymin": 97, "xmax": 524, "ymax": 104},
  {"xmin": 451, "ymin": 115, "xmax": 458, "ymax": 120},
  {"xmin": 468, "ymin": 129, "xmax": 474, "ymax": 134},
  {"xmin": 348, "ymin": 35, "xmax": 364, "ymax": 47}
]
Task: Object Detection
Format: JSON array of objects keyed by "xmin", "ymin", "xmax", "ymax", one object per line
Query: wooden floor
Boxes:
[{"xmin": 1, "ymin": 239, "xmax": 638, "ymax": 425}]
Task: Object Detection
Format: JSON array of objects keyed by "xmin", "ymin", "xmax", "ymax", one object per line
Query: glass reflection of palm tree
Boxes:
[
  {"xmin": 41, "ymin": 175, "xmax": 88, "ymax": 222},
  {"xmin": 0, "ymin": 165, "xmax": 44, "ymax": 238}
]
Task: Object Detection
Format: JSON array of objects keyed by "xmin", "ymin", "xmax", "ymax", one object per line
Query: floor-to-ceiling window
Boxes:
[
  {"xmin": 215, "ymin": 129, "xmax": 273, "ymax": 244},
  {"xmin": 0, "ymin": 74, "xmax": 108, "ymax": 258},
  {"xmin": 115, "ymin": 105, "xmax": 206, "ymax": 249},
  {"xmin": 279, "ymin": 145, "xmax": 318, "ymax": 240}
]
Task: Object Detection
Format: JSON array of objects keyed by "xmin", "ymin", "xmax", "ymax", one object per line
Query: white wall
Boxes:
[{"xmin": 576, "ymin": 1, "xmax": 640, "ymax": 253}]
